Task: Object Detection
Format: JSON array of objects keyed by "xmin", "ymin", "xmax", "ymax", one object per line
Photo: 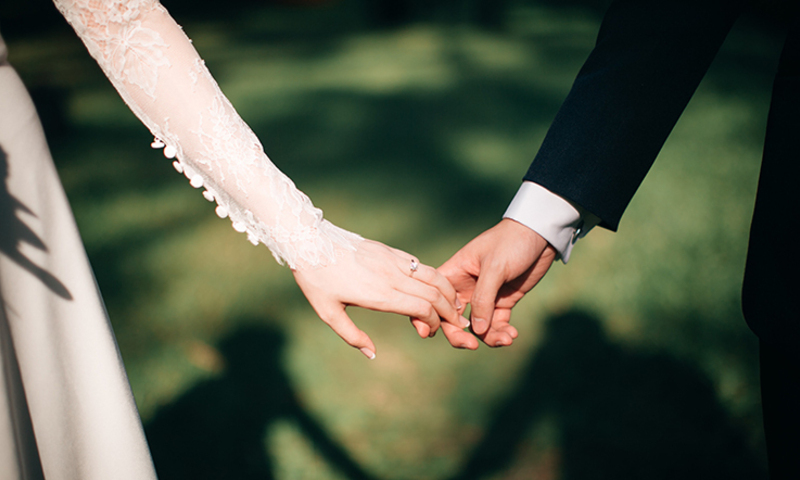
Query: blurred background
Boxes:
[{"xmin": 1, "ymin": 0, "xmax": 790, "ymax": 478}]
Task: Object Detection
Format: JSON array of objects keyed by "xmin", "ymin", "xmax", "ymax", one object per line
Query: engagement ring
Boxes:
[{"xmin": 409, "ymin": 258, "xmax": 419, "ymax": 275}]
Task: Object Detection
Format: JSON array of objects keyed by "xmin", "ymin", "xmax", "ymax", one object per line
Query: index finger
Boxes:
[{"xmin": 318, "ymin": 306, "xmax": 377, "ymax": 359}]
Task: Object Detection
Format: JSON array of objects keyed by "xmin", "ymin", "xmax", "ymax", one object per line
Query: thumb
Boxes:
[
  {"xmin": 469, "ymin": 266, "xmax": 505, "ymax": 336},
  {"xmin": 410, "ymin": 318, "xmax": 432, "ymax": 338},
  {"xmin": 321, "ymin": 307, "xmax": 377, "ymax": 359}
]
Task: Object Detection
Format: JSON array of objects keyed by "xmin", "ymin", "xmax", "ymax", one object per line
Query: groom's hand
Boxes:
[{"xmin": 438, "ymin": 219, "xmax": 556, "ymax": 348}]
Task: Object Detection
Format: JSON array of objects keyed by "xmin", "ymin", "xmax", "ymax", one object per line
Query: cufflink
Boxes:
[{"xmin": 571, "ymin": 220, "xmax": 584, "ymax": 245}]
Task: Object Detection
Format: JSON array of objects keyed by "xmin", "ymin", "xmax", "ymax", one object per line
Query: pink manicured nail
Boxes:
[
  {"xmin": 360, "ymin": 347, "xmax": 376, "ymax": 360},
  {"xmin": 455, "ymin": 298, "xmax": 463, "ymax": 310},
  {"xmin": 460, "ymin": 316, "xmax": 471, "ymax": 329}
]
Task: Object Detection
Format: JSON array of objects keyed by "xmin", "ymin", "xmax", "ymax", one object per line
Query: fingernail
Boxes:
[
  {"xmin": 460, "ymin": 316, "xmax": 471, "ymax": 329},
  {"xmin": 455, "ymin": 298, "xmax": 463, "ymax": 310},
  {"xmin": 360, "ymin": 347, "xmax": 376, "ymax": 360},
  {"xmin": 472, "ymin": 317, "xmax": 487, "ymax": 333}
]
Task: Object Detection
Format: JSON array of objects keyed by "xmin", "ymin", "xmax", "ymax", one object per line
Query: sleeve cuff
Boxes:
[{"xmin": 503, "ymin": 181, "xmax": 599, "ymax": 263}]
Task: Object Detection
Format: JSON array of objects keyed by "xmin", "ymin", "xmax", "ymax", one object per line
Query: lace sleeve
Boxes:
[{"xmin": 53, "ymin": 0, "xmax": 362, "ymax": 269}]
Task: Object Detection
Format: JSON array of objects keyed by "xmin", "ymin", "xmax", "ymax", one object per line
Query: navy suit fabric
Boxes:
[
  {"xmin": 525, "ymin": 0, "xmax": 798, "ymax": 354},
  {"xmin": 742, "ymin": 20, "xmax": 800, "ymax": 359}
]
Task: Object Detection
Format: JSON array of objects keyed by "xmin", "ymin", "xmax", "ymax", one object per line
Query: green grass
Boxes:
[{"xmin": 3, "ymin": 1, "xmax": 779, "ymax": 478}]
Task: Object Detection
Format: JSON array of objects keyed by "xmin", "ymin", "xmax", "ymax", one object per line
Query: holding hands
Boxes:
[
  {"xmin": 292, "ymin": 239, "xmax": 470, "ymax": 359},
  {"xmin": 438, "ymin": 219, "xmax": 557, "ymax": 349},
  {"xmin": 296, "ymin": 219, "xmax": 557, "ymax": 358}
]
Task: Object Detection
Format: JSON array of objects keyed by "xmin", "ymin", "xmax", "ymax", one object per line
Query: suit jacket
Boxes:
[
  {"xmin": 523, "ymin": 0, "xmax": 799, "ymax": 354},
  {"xmin": 741, "ymin": 22, "xmax": 800, "ymax": 356}
]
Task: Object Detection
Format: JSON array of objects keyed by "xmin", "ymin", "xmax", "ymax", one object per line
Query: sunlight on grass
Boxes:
[{"xmin": 447, "ymin": 127, "xmax": 547, "ymax": 183}]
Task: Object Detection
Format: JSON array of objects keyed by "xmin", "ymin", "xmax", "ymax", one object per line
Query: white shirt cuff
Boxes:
[{"xmin": 503, "ymin": 181, "xmax": 599, "ymax": 263}]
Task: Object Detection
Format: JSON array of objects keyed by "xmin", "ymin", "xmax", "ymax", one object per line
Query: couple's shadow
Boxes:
[
  {"xmin": 145, "ymin": 312, "xmax": 765, "ymax": 480},
  {"xmin": 144, "ymin": 323, "xmax": 377, "ymax": 480},
  {"xmin": 450, "ymin": 310, "xmax": 766, "ymax": 480}
]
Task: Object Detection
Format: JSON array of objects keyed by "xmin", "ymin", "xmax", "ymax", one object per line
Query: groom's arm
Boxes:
[
  {"xmin": 440, "ymin": 0, "xmax": 746, "ymax": 348},
  {"xmin": 526, "ymin": 0, "xmax": 744, "ymax": 228}
]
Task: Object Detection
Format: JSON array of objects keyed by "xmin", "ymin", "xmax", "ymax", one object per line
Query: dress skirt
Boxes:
[{"xmin": 0, "ymin": 34, "xmax": 157, "ymax": 480}]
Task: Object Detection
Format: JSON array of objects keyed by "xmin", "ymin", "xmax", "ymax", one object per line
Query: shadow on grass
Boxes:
[
  {"xmin": 449, "ymin": 310, "xmax": 766, "ymax": 480},
  {"xmin": 145, "ymin": 322, "xmax": 380, "ymax": 480}
]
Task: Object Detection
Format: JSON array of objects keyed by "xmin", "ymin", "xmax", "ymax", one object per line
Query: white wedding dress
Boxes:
[{"xmin": 0, "ymin": 1, "xmax": 362, "ymax": 478}]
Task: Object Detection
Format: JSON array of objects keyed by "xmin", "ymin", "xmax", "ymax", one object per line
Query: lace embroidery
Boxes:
[
  {"xmin": 54, "ymin": 0, "xmax": 362, "ymax": 268},
  {"xmin": 54, "ymin": 0, "xmax": 168, "ymax": 98}
]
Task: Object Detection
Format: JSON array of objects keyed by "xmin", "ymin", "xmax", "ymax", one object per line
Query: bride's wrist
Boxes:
[{"xmin": 276, "ymin": 220, "xmax": 363, "ymax": 271}]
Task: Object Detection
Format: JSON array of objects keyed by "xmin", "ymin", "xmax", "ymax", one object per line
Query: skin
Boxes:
[
  {"xmin": 437, "ymin": 218, "xmax": 557, "ymax": 349},
  {"xmin": 293, "ymin": 239, "xmax": 469, "ymax": 359}
]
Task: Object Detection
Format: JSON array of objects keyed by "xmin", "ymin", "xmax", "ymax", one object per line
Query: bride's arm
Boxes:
[
  {"xmin": 53, "ymin": 0, "xmax": 468, "ymax": 356},
  {"xmin": 53, "ymin": 0, "xmax": 348, "ymax": 268}
]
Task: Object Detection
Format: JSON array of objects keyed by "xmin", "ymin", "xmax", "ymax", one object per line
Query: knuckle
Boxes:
[
  {"xmin": 340, "ymin": 328, "xmax": 365, "ymax": 347},
  {"xmin": 421, "ymin": 286, "xmax": 441, "ymax": 304},
  {"xmin": 420, "ymin": 264, "xmax": 438, "ymax": 279},
  {"xmin": 418, "ymin": 304, "xmax": 435, "ymax": 321},
  {"xmin": 471, "ymin": 296, "xmax": 491, "ymax": 311},
  {"xmin": 318, "ymin": 312, "xmax": 336, "ymax": 327}
]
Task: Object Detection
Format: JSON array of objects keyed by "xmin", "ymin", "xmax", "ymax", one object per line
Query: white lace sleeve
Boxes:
[{"xmin": 53, "ymin": 0, "xmax": 362, "ymax": 269}]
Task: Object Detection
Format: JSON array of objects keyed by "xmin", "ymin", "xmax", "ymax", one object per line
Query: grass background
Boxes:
[{"xmin": 1, "ymin": 0, "xmax": 787, "ymax": 478}]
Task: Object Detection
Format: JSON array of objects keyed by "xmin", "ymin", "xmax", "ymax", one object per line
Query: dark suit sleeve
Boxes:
[
  {"xmin": 741, "ymin": 20, "xmax": 800, "ymax": 352},
  {"xmin": 525, "ymin": 0, "xmax": 746, "ymax": 231}
]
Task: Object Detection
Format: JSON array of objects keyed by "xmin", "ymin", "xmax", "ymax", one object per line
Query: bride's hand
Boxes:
[{"xmin": 292, "ymin": 239, "xmax": 470, "ymax": 359}]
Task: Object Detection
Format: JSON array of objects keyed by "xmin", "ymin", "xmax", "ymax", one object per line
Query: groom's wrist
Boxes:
[{"xmin": 503, "ymin": 181, "xmax": 597, "ymax": 263}]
